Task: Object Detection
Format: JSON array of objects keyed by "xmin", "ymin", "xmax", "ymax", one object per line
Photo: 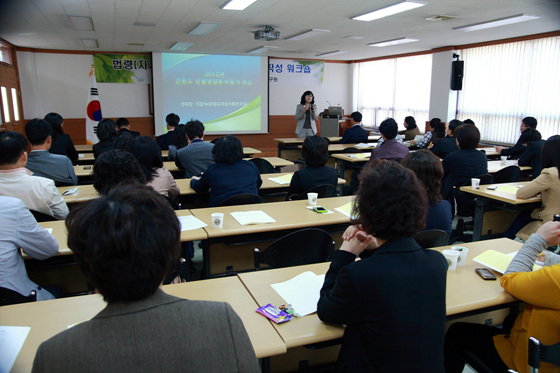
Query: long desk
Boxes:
[
  {"xmin": 238, "ymin": 238, "xmax": 522, "ymax": 349},
  {"xmin": 460, "ymin": 182, "xmax": 541, "ymax": 241},
  {"xmin": 75, "ymin": 144, "xmax": 93, "ymax": 152},
  {"xmin": 274, "ymin": 136, "xmax": 380, "ymax": 158},
  {"xmin": 0, "ymin": 277, "xmax": 286, "ymax": 372}
]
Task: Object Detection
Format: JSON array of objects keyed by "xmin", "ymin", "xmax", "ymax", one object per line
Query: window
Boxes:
[
  {"xmin": 457, "ymin": 36, "xmax": 560, "ymax": 143},
  {"xmin": 354, "ymin": 54, "xmax": 432, "ymax": 129}
]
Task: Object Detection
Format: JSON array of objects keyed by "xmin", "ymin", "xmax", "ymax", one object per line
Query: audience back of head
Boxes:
[
  {"xmin": 0, "ymin": 131, "xmax": 28, "ymax": 166},
  {"xmin": 186, "ymin": 120, "xmax": 205, "ymax": 141},
  {"xmin": 542, "ymin": 135, "xmax": 560, "ymax": 175},
  {"xmin": 302, "ymin": 135, "xmax": 329, "ymax": 167},
  {"xmin": 116, "ymin": 117, "xmax": 129, "ymax": 129},
  {"xmin": 113, "ymin": 132, "xmax": 135, "ymax": 151},
  {"xmin": 401, "ymin": 150, "xmax": 444, "ymax": 204},
  {"xmin": 523, "ymin": 116, "xmax": 538, "ymax": 129},
  {"xmin": 128, "ymin": 136, "xmax": 164, "ymax": 182},
  {"xmin": 448, "ymin": 119, "xmax": 463, "ymax": 134},
  {"xmin": 350, "ymin": 112, "xmax": 362, "ymax": 123},
  {"xmin": 97, "ymin": 119, "xmax": 117, "ymax": 143},
  {"xmin": 404, "ymin": 116, "xmax": 417, "ymax": 129},
  {"xmin": 379, "ymin": 118, "xmax": 398, "ymax": 140},
  {"xmin": 44, "ymin": 113, "xmax": 64, "ymax": 135},
  {"xmin": 25, "ymin": 119, "xmax": 52, "ymax": 146},
  {"xmin": 165, "ymin": 113, "xmax": 180, "ymax": 128},
  {"xmin": 93, "ymin": 149, "xmax": 146, "ymax": 195},
  {"xmin": 212, "ymin": 135, "xmax": 244, "ymax": 164},
  {"xmin": 454, "ymin": 124, "xmax": 480, "ymax": 149}
]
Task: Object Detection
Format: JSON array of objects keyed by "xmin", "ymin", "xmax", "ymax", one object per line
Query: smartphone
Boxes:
[
  {"xmin": 313, "ymin": 206, "xmax": 328, "ymax": 214},
  {"xmin": 84, "ymin": 166, "xmax": 92, "ymax": 170},
  {"xmin": 475, "ymin": 268, "xmax": 497, "ymax": 280}
]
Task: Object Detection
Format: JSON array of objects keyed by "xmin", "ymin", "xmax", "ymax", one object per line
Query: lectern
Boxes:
[{"xmin": 321, "ymin": 106, "xmax": 343, "ymax": 137}]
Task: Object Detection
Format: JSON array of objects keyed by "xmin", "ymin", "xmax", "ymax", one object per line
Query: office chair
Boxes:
[
  {"xmin": 288, "ymin": 184, "xmax": 338, "ymax": 201},
  {"xmin": 493, "ymin": 165, "xmax": 521, "ymax": 183},
  {"xmin": 0, "ymin": 287, "xmax": 37, "ymax": 306},
  {"xmin": 29, "ymin": 209, "xmax": 58, "ymax": 222},
  {"xmin": 414, "ymin": 229, "xmax": 449, "ymax": 248},
  {"xmin": 254, "ymin": 228, "xmax": 335, "ymax": 270},
  {"xmin": 248, "ymin": 158, "xmax": 276, "ymax": 174},
  {"xmin": 528, "ymin": 336, "xmax": 560, "ymax": 372},
  {"xmin": 219, "ymin": 193, "xmax": 264, "ymax": 206}
]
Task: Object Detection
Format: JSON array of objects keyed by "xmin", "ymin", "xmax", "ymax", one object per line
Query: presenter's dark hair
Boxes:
[
  {"xmin": 522, "ymin": 116, "xmax": 537, "ymax": 129},
  {"xmin": 300, "ymin": 91, "xmax": 315, "ymax": 105},
  {"xmin": 448, "ymin": 119, "xmax": 463, "ymax": 134},
  {"xmin": 302, "ymin": 135, "xmax": 329, "ymax": 167},
  {"xmin": 541, "ymin": 135, "xmax": 560, "ymax": 179},
  {"xmin": 355, "ymin": 160, "xmax": 427, "ymax": 240},
  {"xmin": 165, "ymin": 113, "xmax": 180, "ymax": 127},
  {"xmin": 93, "ymin": 149, "xmax": 146, "ymax": 195},
  {"xmin": 116, "ymin": 117, "xmax": 129, "ymax": 128},
  {"xmin": 97, "ymin": 119, "xmax": 117, "ymax": 142},
  {"xmin": 66, "ymin": 184, "xmax": 180, "ymax": 304},
  {"xmin": 185, "ymin": 119, "xmax": 205, "ymax": 140},
  {"xmin": 212, "ymin": 135, "xmax": 244, "ymax": 164},
  {"xmin": 44, "ymin": 112, "xmax": 64, "ymax": 134},
  {"xmin": 404, "ymin": 116, "xmax": 417, "ymax": 129},
  {"xmin": 25, "ymin": 118, "xmax": 53, "ymax": 145},
  {"xmin": 0, "ymin": 131, "xmax": 28, "ymax": 165},
  {"xmin": 454, "ymin": 124, "xmax": 480, "ymax": 150},
  {"xmin": 401, "ymin": 150, "xmax": 444, "ymax": 204},
  {"xmin": 350, "ymin": 112, "xmax": 362, "ymax": 123},
  {"xmin": 128, "ymin": 136, "xmax": 163, "ymax": 182},
  {"xmin": 379, "ymin": 118, "xmax": 398, "ymax": 140}
]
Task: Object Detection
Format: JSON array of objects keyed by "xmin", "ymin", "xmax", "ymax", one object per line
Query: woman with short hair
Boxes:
[{"xmin": 93, "ymin": 119, "xmax": 118, "ymax": 159}]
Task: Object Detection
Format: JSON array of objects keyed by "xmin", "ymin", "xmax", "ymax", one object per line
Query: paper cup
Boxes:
[
  {"xmin": 451, "ymin": 246, "xmax": 469, "ymax": 266},
  {"xmin": 211, "ymin": 213, "xmax": 224, "ymax": 228},
  {"xmin": 471, "ymin": 178, "xmax": 480, "ymax": 189},
  {"xmin": 307, "ymin": 192, "xmax": 318, "ymax": 206},
  {"xmin": 500, "ymin": 156, "xmax": 507, "ymax": 165},
  {"xmin": 442, "ymin": 249, "xmax": 460, "ymax": 270}
]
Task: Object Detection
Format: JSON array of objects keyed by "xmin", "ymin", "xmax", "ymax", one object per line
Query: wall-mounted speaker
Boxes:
[{"xmin": 451, "ymin": 60, "xmax": 464, "ymax": 91}]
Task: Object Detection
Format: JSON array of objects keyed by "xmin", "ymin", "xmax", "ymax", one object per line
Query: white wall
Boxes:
[{"xmin": 17, "ymin": 51, "xmax": 150, "ymax": 119}]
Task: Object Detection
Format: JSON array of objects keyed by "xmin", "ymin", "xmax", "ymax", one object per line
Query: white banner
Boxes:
[{"xmin": 269, "ymin": 59, "xmax": 324, "ymax": 86}]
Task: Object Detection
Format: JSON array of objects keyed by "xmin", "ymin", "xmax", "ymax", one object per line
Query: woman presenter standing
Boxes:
[{"xmin": 295, "ymin": 91, "xmax": 318, "ymax": 138}]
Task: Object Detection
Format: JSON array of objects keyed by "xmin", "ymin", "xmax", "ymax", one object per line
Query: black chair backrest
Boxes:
[
  {"xmin": 219, "ymin": 193, "xmax": 264, "ymax": 207},
  {"xmin": 493, "ymin": 165, "xmax": 521, "ymax": 183},
  {"xmin": 340, "ymin": 147, "xmax": 363, "ymax": 153},
  {"xmin": 528, "ymin": 336, "xmax": 560, "ymax": 372},
  {"xmin": 254, "ymin": 228, "xmax": 335, "ymax": 269},
  {"xmin": 415, "ymin": 229, "xmax": 449, "ymax": 248},
  {"xmin": 29, "ymin": 209, "xmax": 57, "ymax": 222},
  {"xmin": 296, "ymin": 184, "xmax": 338, "ymax": 200},
  {"xmin": 0, "ymin": 287, "xmax": 37, "ymax": 306},
  {"xmin": 248, "ymin": 158, "xmax": 276, "ymax": 174}
]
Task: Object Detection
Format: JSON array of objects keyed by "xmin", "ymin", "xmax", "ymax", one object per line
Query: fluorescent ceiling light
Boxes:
[
  {"xmin": 170, "ymin": 42, "xmax": 193, "ymax": 51},
  {"xmin": 286, "ymin": 29, "xmax": 330, "ymax": 41},
  {"xmin": 345, "ymin": 36, "xmax": 364, "ymax": 40},
  {"xmin": 352, "ymin": 1, "xmax": 426, "ymax": 21},
  {"xmin": 221, "ymin": 0, "xmax": 258, "ymax": 10},
  {"xmin": 248, "ymin": 46, "xmax": 278, "ymax": 54},
  {"xmin": 453, "ymin": 14, "xmax": 539, "ymax": 32},
  {"xmin": 316, "ymin": 50, "xmax": 350, "ymax": 57},
  {"xmin": 69, "ymin": 16, "xmax": 94, "ymax": 31},
  {"xmin": 80, "ymin": 39, "xmax": 98, "ymax": 48},
  {"xmin": 188, "ymin": 23, "xmax": 220, "ymax": 36},
  {"xmin": 368, "ymin": 37, "xmax": 418, "ymax": 47}
]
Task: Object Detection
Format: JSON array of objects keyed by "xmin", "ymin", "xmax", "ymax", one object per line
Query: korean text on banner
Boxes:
[
  {"xmin": 86, "ymin": 65, "xmax": 102, "ymax": 145},
  {"xmin": 269, "ymin": 59, "xmax": 324, "ymax": 86},
  {"xmin": 93, "ymin": 54, "xmax": 152, "ymax": 84}
]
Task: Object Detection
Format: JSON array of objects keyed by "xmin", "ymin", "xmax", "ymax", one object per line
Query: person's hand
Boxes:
[
  {"xmin": 342, "ymin": 224, "xmax": 363, "ymax": 240},
  {"xmin": 496, "ymin": 145, "xmax": 505, "ymax": 153},
  {"xmin": 536, "ymin": 221, "xmax": 560, "ymax": 246},
  {"xmin": 339, "ymin": 225, "xmax": 375, "ymax": 255},
  {"xmin": 302, "ymin": 103, "xmax": 309, "ymax": 112},
  {"xmin": 191, "ymin": 176, "xmax": 201, "ymax": 180}
]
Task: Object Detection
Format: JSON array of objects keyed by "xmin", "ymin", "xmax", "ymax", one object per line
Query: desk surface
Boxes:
[
  {"xmin": 191, "ymin": 196, "xmax": 354, "ymax": 239},
  {"xmin": 331, "ymin": 152, "xmax": 371, "ymax": 163},
  {"xmin": 460, "ymin": 181, "xmax": 541, "ymax": 205},
  {"xmin": 487, "ymin": 160, "xmax": 531, "ymax": 173},
  {"xmin": 74, "ymin": 144, "xmax": 92, "ymax": 152},
  {"xmin": 0, "ymin": 277, "xmax": 286, "ymax": 372},
  {"xmin": 238, "ymin": 238, "xmax": 521, "ymax": 348},
  {"xmin": 274, "ymin": 136, "xmax": 380, "ymax": 144},
  {"xmin": 73, "ymin": 165, "xmax": 93, "ymax": 177}
]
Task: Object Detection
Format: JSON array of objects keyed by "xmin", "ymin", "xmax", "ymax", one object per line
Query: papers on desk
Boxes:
[
  {"xmin": 271, "ymin": 271, "xmax": 325, "ymax": 317},
  {"xmin": 353, "ymin": 143, "xmax": 372, "ymax": 149},
  {"xmin": 62, "ymin": 187, "xmax": 80, "ymax": 196},
  {"xmin": 496, "ymin": 185, "xmax": 521, "ymax": 194},
  {"xmin": 268, "ymin": 173, "xmax": 293, "ymax": 185},
  {"xmin": 178, "ymin": 215, "xmax": 207, "ymax": 231},
  {"xmin": 346, "ymin": 153, "xmax": 369, "ymax": 159},
  {"xmin": 78, "ymin": 154, "xmax": 85, "ymax": 158},
  {"xmin": 230, "ymin": 211, "xmax": 276, "ymax": 226},
  {"xmin": 335, "ymin": 201, "xmax": 356, "ymax": 219},
  {"xmin": 0, "ymin": 325, "xmax": 31, "ymax": 373},
  {"xmin": 473, "ymin": 250, "xmax": 540, "ymax": 274}
]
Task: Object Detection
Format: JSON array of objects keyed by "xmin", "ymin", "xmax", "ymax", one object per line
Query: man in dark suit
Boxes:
[
  {"xmin": 517, "ymin": 128, "xmax": 544, "ymax": 179},
  {"xmin": 116, "ymin": 117, "xmax": 140, "ymax": 137},
  {"xmin": 32, "ymin": 184, "xmax": 260, "ymax": 373},
  {"xmin": 496, "ymin": 116, "xmax": 537, "ymax": 159},
  {"xmin": 156, "ymin": 113, "xmax": 179, "ymax": 150},
  {"xmin": 340, "ymin": 111, "xmax": 369, "ymax": 144},
  {"xmin": 430, "ymin": 119, "xmax": 463, "ymax": 159}
]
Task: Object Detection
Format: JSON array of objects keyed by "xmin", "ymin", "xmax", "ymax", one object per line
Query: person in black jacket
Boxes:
[
  {"xmin": 517, "ymin": 128, "xmax": 544, "ymax": 179},
  {"xmin": 44, "ymin": 112, "xmax": 78, "ymax": 164},
  {"xmin": 430, "ymin": 119, "xmax": 463, "ymax": 159},
  {"xmin": 496, "ymin": 116, "xmax": 537, "ymax": 159}
]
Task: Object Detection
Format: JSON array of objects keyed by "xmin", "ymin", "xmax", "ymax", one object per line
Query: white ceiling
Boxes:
[{"xmin": 0, "ymin": 0, "xmax": 559, "ymax": 61}]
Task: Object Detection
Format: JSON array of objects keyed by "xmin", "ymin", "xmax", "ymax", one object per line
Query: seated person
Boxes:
[
  {"xmin": 44, "ymin": 112, "xmax": 78, "ymax": 164},
  {"xmin": 156, "ymin": 112, "xmax": 179, "ymax": 150},
  {"xmin": 93, "ymin": 149, "xmax": 146, "ymax": 196},
  {"xmin": 116, "ymin": 117, "xmax": 140, "ymax": 137},
  {"xmin": 368, "ymin": 118, "xmax": 409, "ymax": 162},
  {"xmin": 430, "ymin": 119, "xmax": 462, "ymax": 159},
  {"xmin": 401, "ymin": 150, "xmax": 452, "ymax": 235},
  {"xmin": 32, "ymin": 184, "xmax": 260, "ymax": 372},
  {"xmin": 0, "ymin": 196, "xmax": 58, "ymax": 301},
  {"xmin": 128, "ymin": 136, "xmax": 179, "ymax": 199},
  {"xmin": 517, "ymin": 128, "xmax": 544, "ymax": 179},
  {"xmin": 412, "ymin": 117, "xmax": 442, "ymax": 149},
  {"xmin": 0, "ymin": 131, "xmax": 68, "ymax": 219},
  {"xmin": 93, "ymin": 119, "xmax": 118, "ymax": 159},
  {"xmin": 340, "ymin": 111, "xmax": 368, "ymax": 144},
  {"xmin": 176, "ymin": 120, "xmax": 215, "ymax": 178},
  {"xmin": 190, "ymin": 135, "xmax": 262, "ymax": 207},
  {"xmin": 505, "ymin": 135, "xmax": 560, "ymax": 241},
  {"xmin": 113, "ymin": 131, "xmax": 135, "ymax": 151},
  {"xmin": 286, "ymin": 135, "xmax": 338, "ymax": 199},
  {"xmin": 317, "ymin": 160, "xmax": 447, "ymax": 372},
  {"xmin": 444, "ymin": 221, "xmax": 560, "ymax": 373},
  {"xmin": 441, "ymin": 124, "xmax": 488, "ymax": 202},
  {"xmin": 496, "ymin": 116, "xmax": 538, "ymax": 159},
  {"xmin": 24, "ymin": 118, "xmax": 77, "ymax": 186},
  {"xmin": 399, "ymin": 116, "xmax": 421, "ymax": 141},
  {"xmin": 167, "ymin": 124, "xmax": 188, "ymax": 161}
]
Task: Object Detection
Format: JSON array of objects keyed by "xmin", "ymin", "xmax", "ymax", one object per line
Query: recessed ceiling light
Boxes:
[
  {"xmin": 248, "ymin": 46, "xmax": 279, "ymax": 54},
  {"xmin": 316, "ymin": 50, "xmax": 350, "ymax": 57},
  {"xmin": 69, "ymin": 16, "xmax": 94, "ymax": 31},
  {"xmin": 368, "ymin": 37, "xmax": 418, "ymax": 47},
  {"xmin": 453, "ymin": 14, "xmax": 539, "ymax": 32},
  {"xmin": 352, "ymin": 1, "xmax": 426, "ymax": 22},
  {"xmin": 221, "ymin": 0, "xmax": 258, "ymax": 10},
  {"xmin": 170, "ymin": 42, "xmax": 193, "ymax": 51},
  {"xmin": 80, "ymin": 38, "xmax": 98, "ymax": 48},
  {"xmin": 286, "ymin": 29, "xmax": 330, "ymax": 41},
  {"xmin": 345, "ymin": 36, "xmax": 364, "ymax": 40},
  {"xmin": 188, "ymin": 23, "xmax": 220, "ymax": 36}
]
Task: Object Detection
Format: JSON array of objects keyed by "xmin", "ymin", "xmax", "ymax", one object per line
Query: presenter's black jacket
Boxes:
[{"xmin": 318, "ymin": 238, "xmax": 447, "ymax": 373}]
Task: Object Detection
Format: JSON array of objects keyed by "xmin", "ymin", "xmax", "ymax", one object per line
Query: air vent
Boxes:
[{"xmin": 425, "ymin": 15, "xmax": 456, "ymax": 22}]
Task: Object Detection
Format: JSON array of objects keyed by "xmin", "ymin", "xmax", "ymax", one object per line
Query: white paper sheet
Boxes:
[
  {"xmin": 178, "ymin": 215, "xmax": 208, "ymax": 231},
  {"xmin": 0, "ymin": 325, "xmax": 31, "ymax": 373},
  {"xmin": 230, "ymin": 211, "xmax": 276, "ymax": 226},
  {"xmin": 46, "ymin": 228, "xmax": 53, "ymax": 234},
  {"xmin": 267, "ymin": 173, "xmax": 293, "ymax": 185},
  {"xmin": 353, "ymin": 143, "xmax": 371, "ymax": 149},
  {"xmin": 271, "ymin": 271, "xmax": 325, "ymax": 316}
]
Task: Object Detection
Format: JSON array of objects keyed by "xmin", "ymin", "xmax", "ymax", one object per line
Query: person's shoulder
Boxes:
[
  {"xmin": 0, "ymin": 195, "xmax": 25, "ymax": 208},
  {"xmin": 541, "ymin": 167, "xmax": 558, "ymax": 177}
]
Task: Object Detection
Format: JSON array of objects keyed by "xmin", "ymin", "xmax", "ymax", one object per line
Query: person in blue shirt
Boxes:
[{"xmin": 340, "ymin": 112, "xmax": 369, "ymax": 144}]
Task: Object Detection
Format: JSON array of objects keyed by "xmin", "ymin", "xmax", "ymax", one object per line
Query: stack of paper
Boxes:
[
  {"xmin": 496, "ymin": 185, "xmax": 520, "ymax": 194},
  {"xmin": 230, "ymin": 211, "xmax": 276, "ymax": 226},
  {"xmin": 335, "ymin": 201, "xmax": 356, "ymax": 219},
  {"xmin": 347, "ymin": 153, "xmax": 369, "ymax": 159},
  {"xmin": 473, "ymin": 250, "xmax": 540, "ymax": 273},
  {"xmin": 271, "ymin": 271, "xmax": 325, "ymax": 316},
  {"xmin": 178, "ymin": 215, "xmax": 207, "ymax": 231},
  {"xmin": 268, "ymin": 173, "xmax": 293, "ymax": 185},
  {"xmin": 0, "ymin": 326, "xmax": 31, "ymax": 373},
  {"xmin": 353, "ymin": 143, "xmax": 372, "ymax": 149}
]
